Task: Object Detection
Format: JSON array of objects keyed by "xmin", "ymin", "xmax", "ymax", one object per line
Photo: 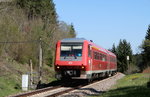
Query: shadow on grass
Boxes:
[
  {"xmin": 36, "ymin": 80, "xmax": 63, "ymax": 89},
  {"xmin": 36, "ymin": 79, "xmax": 86, "ymax": 89}
]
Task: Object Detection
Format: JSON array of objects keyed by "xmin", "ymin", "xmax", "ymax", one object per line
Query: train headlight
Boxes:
[
  {"xmin": 81, "ymin": 66, "xmax": 85, "ymax": 69},
  {"xmin": 56, "ymin": 66, "xmax": 60, "ymax": 69}
]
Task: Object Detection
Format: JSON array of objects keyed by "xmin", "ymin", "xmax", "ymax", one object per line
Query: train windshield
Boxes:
[{"xmin": 60, "ymin": 43, "xmax": 83, "ymax": 60}]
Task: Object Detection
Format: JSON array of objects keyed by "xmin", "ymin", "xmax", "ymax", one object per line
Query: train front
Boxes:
[{"xmin": 54, "ymin": 38, "xmax": 88, "ymax": 80}]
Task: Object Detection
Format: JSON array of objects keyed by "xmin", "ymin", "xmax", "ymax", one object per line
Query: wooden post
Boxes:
[
  {"xmin": 30, "ymin": 59, "xmax": 33, "ymax": 89},
  {"xmin": 39, "ymin": 37, "xmax": 42, "ymax": 83}
]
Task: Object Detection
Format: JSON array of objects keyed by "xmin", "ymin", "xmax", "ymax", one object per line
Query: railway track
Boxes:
[
  {"xmin": 12, "ymin": 73, "xmax": 122, "ymax": 97},
  {"xmin": 12, "ymin": 86, "xmax": 61, "ymax": 97},
  {"xmin": 33, "ymin": 87, "xmax": 79, "ymax": 97},
  {"xmin": 12, "ymin": 79, "xmax": 86, "ymax": 97}
]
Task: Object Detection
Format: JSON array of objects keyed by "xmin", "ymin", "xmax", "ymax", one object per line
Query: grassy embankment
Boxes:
[
  {"xmin": 95, "ymin": 73, "xmax": 150, "ymax": 97},
  {"xmin": 0, "ymin": 58, "xmax": 56, "ymax": 97}
]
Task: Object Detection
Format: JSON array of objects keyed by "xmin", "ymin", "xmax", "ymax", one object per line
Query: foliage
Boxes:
[
  {"xmin": 57, "ymin": 21, "xmax": 76, "ymax": 38},
  {"xmin": 0, "ymin": 1, "xmax": 76, "ymax": 96},
  {"xmin": 69, "ymin": 23, "xmax": 76, "ymax": 38},
  {"xmin": 16, "ymin": 0, "xmax": 57, "ymax": 23},
  {"xmin": 141, "ymin": 25, "xmax": 150, "ymax": 69},
  {"xmin": 0, "ymin": 77, "xmax": 21, "ymax": 97},
  {"xmin": 111, "ymin": 44, "xmax": 117, "ymax": 54},
  {"xmin": 0, "ymin": 59, "xmax": 30, "ymax": 97},
  {"xmin": 133, "ymin": 54, "xmax": 143, "ymax": 72},
  {"xmin": 0, "ymin": 0, "xmax": 76, "ymax": 66},
  {"xmin": 110, "ymin": 39, "xmax": 133, "ymax": 73},
  {"xmin": 0, "ymin": 54, "xmax": 56, "ymax": 97},
  {"xmin": 95, "ymin": 73, "xmax": 150, "ymax": 97}
]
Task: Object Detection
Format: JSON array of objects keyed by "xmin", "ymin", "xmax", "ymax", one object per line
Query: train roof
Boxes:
[
  {"xmin": 107, "ymin": 50, "xmax": 116, "ymax": 57},
  {"xmin": 60, "ymin": 38, "xmax": 116, "ymax": 57},
  {"xmin": 61, "ymin": 38, "xmax": 85, "ymax": 43}
]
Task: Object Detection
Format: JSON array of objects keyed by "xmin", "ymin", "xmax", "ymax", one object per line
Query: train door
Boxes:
[
  {"xmin": 107, "ymin": 55, "xmax": 110, "ymax": 71},
  {"xmin": 88, "ymin": 44, "xmax": 93, "ymax": 80},
  {"xmin": 107, "ymin": 55, "xmax": 112, "ymax": 76}
]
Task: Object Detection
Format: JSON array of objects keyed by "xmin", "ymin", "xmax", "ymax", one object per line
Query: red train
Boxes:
[{"xmin": 54, "ymin": 38, "xmax": 117, "ymax": 81}]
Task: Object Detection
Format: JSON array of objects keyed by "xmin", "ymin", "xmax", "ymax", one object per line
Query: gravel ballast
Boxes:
[{"xmin": 60, "ymin": 72, "xmax": 125, "ymax": 97}]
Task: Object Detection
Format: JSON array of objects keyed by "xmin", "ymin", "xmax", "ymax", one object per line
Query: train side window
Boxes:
[
  {"xmin": 95, "ymin": 52, "xmax": 97, "ymax": 59},
  {"xmin": 94, "ymin": 52, "xmax": 98, "ymax": 60},
  {"xmin": 110, "ymin": 57, "xmax": 112, "ymax": 62},
  {"xmin": 102, "ymin": 54, "xmax": 106, "ymax": 61},
  {"xmin": 104, "ymin": 55, "xmax": 106, "ymax": 61},
  {"xmin": 110, "ymin": 57, "xmax": 111, "ymax": 62},
  {"xmin": 94, "ymin": 52, "xmax": 96, "ymax": 59},
  {"xmin": 96, "ymin": 52, "xmax": 98, "ymax": 60},
  {"xmin": 96, "ymin": 52, "xmax": 97, "ymax": 59},
  {"xmin": 115, "ymin": 58, "xmax": 117, "ymax": 63},
  {"xmin": 95, "ymin": 52, "xmax": 96, "ymax": 59},
  {"xmin": 88, "ymin": 45, "xmax": 91, "ymax": 57},
  {"xmin": 100, "ymin": 53, "xmax": 102, "ymax": 60},
  {"xmin": 110, "ymin": 57, "xmax": 116, "ymax": 62},
  {"xmin": 97, "ymin": 53, "xmax": 100, "ymax": 60}
]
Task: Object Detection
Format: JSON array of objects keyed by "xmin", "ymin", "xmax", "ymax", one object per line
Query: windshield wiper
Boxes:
[
  {"xmin": 64, "ymin": 56, "xmax": 67, "ymax": 59},
  {"xmin": 74, "ymin": 55, "xmax": 77, "ymax": 59},
  {"xmin": 64, "ymin": 54, "xmax": 77, "ymax": 59}
]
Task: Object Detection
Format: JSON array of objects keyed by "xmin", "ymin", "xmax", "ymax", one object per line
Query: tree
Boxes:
[
  {"xmin": 57, "ymin": 21, "xmax": 76, "ymax": 38},
  {"xmin": 0, "ymin": 0, "xmax": 77, "ymax": 66},
  {"xmin": 15, "ymin": 0, "xmax": 58, "ymax": 65},
  {"xmin": 145, "ymin": 25, "xmax": 150, "ymax": 39},
  {"xmin": 16, "ymin": 0, "xmax": 58, "ymax": 28},
  {"xmin": 141, "ymin": 25, "xmax": 150, "ymax": 69},
  {"xmin": 69, "ymin": 24, "xmax": 76, "ymax": 38},
  {"xmin": 110, "ymin": 39, "xmax": 133, "ymax": 73},
  {"xmin": 111, "ymin": 44, "xmax": 117, "ymax": 54},
  {"xmin": 134, "ymin": 53, "xmax": 143, "ymax": 72}
]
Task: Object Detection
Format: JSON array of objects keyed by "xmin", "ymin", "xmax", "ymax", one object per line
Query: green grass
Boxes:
[
  {"xmin": 93, "ymin": 73, "xmax": 150, "ymax": 97},
  {"xmin": 0, "ymin": 60, "xmax": 56, "ymax": 97},
  {"xmin": 0, "ymin": 76, "xmax": 21, "ymax": 97},
  {"xmin": 0, "ymin": 61, "xmax": 23, "ymax": 97}
]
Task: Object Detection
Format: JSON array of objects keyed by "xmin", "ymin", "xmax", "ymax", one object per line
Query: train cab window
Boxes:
[
  {"xmin": 73, "ymin": 46, "xmax": 82, "ymax": 57},
  {"xmin": 60, "ymin": 43, "xmax": 83, "ymax": 57}
]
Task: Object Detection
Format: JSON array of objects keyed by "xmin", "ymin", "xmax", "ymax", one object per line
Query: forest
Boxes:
[
  {"xmin": 0, "ymin": 0, "xmax": 76, "ymax": 67},
  {"xmin": 109, "ymin": 25, "xmax": 150, "ymax": 74},
  {"xmin": 0, "ymin": 0, "xmax": 150, "ymax": 74},
  {"xmin": 0, "ymin": 0, "xmax": 150, "ymax": 97}
]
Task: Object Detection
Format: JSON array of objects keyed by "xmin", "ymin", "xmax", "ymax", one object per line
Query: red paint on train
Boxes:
[{"xmin": 54, "ymin": 38, "xmax": 117, "ymax": 80}]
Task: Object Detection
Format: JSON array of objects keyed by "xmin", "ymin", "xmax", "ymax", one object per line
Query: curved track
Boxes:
[{"xmin": 12, "ymin": 73, "xmax": 121, "ymax": 97}]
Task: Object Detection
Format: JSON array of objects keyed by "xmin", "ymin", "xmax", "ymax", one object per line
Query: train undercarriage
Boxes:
[{"xmin": 55, "ymin": 69, "xmax": 117, "ymax": 82}]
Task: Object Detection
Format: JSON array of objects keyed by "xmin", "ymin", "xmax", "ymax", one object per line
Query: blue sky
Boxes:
[{"xmin": 53, "ymin": 0, "xmax": 150, "ymax": 54}]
